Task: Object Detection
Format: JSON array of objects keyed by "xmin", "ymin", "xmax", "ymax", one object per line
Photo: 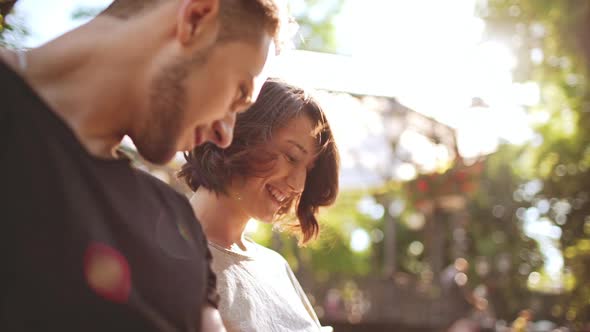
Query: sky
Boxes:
[
  {"xmin": 12, "ymin": 0, "xmax": 109, "ymax": 46},
  {"xmin": 9, "ymin": 0, "xmax": 562, "ymax": 281}
]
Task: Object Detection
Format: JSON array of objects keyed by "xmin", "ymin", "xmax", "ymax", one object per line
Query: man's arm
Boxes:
[
  {"xmin": 204, "ymin": 246, "xmax": 220, "ymax": 308},
  {"xmin": 201, "ymin": 247, "xmax": 225, "ymax": 331},
  {"xmin": 200, "ymin": 219, "xmax": 223, "ymax": 330}
]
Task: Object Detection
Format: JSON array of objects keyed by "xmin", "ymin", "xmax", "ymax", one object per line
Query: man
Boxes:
[{"xmin": 0, "ymin": 0, "xmax": 288, "ymax": 330}]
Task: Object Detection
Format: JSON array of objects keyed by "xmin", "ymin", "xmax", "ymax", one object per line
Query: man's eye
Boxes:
[
  {"xmin": 239, "ymin": 86, "xmax": 250, "ymax": 103},
  {"xmin": 233, "ymin": 86, "xmax": 252, "ymax": 114}
]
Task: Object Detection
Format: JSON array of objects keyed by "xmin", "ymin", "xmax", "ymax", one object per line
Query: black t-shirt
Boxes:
[{"xmin": 0, "ymin": 60, "xmax": 218, "ymax": 331}]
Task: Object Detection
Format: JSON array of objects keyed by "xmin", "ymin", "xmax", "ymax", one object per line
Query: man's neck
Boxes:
[
  {"xmin": 0, "ymin": 48, "xmax": 22, "ymax": 73},
  {"xmin": 1, "ymin": 17, "xmax": 151, "ymax": 159}
]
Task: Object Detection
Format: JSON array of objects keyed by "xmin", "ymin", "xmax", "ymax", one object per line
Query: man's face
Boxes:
[{"xmin": 134, "ymin": 35, "xmax": 273, "ymax": 165}]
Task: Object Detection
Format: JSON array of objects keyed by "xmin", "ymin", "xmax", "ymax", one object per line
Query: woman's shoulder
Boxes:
[
  {"xmin": 245, "ymin": 238, "xmax": 289, "ymax": 265},
  {"xmin": 207, "ymin": 239, "xmax": 288, "ymax": 267}
]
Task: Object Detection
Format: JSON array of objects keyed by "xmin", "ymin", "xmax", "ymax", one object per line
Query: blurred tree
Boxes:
[
  {"xmin": 480, "ymin": 0, "xmax": 590, "ymax": 328},
  {"xmin": 290, "ymin": 0, "xmax": 344, "ymax": 53},
  {"xmin": 463, "ymin": 146, "xmax": 544, "ymax": 320},
  {"xmin": 71, "ymin": 6, "xmax": 103, "ymax": 20},
  {"xmin": 396, "ymin": 145, "xmax": 546, "ymax": 322},
  {"xmin": 0, "ymin": 0, "xmax": 26, "ymax": 48},
  {"xmin": 0, "ymin": 0, "xmax": 17, "ymax": 18}
]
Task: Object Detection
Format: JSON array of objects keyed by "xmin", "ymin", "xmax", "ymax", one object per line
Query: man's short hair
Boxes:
[{"xmin": 101, "ymin": 0, "xmax": 290, "ymax": 51}]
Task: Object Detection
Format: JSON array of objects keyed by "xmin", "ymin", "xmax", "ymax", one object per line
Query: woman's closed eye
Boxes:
[{"xmin": 284, "ymin": 152, "xmax": 299, "ymax": 164}]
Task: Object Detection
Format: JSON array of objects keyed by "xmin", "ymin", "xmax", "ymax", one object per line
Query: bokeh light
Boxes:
[
  {"xmin": 350, "ymin": 228, "xmax": 371, "ymax": 253},
  {"xmin": 84, "ymin": 242, "xmax": 131, "ymax": 304}
]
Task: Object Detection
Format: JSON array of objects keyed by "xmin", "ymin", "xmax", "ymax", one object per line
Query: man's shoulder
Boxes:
[
  {"xmin": 132, "ymin": 167, "xmax": 189, "ymax": 205},
  {"xmin": 131, "ymin": 167, "xmax": 207, "ymax": 244},
  {"xmin": 0, "ymin": 55, "xmax": 41, "ymax": 119},
  {"xmin": 0, "ymin": 55, "xmax": 28, "ymax": 96}
]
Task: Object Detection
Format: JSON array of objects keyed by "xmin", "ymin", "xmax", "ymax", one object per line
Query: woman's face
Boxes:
[{"xmin": 228, "ymin": 114, "xmax": 318, "ymax": 222}]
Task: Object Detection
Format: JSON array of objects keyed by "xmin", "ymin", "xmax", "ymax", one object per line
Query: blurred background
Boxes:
[{"xmin": 2, "ymin": 0, "xmax": 590, "ymax": 331}]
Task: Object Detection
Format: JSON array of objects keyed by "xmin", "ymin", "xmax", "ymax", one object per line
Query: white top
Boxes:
[{"xmin": 209, "ymin": 239, "xmax": 323, "ymax": 332}]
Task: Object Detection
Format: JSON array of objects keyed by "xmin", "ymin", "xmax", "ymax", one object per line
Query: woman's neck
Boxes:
[{"xmin": 190, "ymin": 187, "xmax": 251, "ymax": 251}]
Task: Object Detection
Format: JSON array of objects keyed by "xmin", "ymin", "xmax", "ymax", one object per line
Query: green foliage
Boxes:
[
  {"xmin": 465, "ymin": 146, "xmax": 545, "ymax": 318},
  {"xmin": 481, "ymin": 0, "xmax": 590, "ymax": 327},
  {"xmin": 71, "ymin": 7, "xmax": 102, "ymax": 20},
  {"xmin": 254, "ymin": 190, "xmax": 380, "ymax": 279}
]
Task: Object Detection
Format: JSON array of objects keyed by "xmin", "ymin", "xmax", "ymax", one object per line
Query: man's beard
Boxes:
[
  {"xmin": 136, "ymin": 57, "xmax": 189, "ymax": 165},
  {"xmin": 135, "ymin": 48, "xmax": 211, "ymax": 164}
]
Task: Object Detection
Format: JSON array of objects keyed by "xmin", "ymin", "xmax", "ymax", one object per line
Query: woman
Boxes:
[{"xmin": 179, "ymin": 79, "xmax": 339, "ymax": 332}]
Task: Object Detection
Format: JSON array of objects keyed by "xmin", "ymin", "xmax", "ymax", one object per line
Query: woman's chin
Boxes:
[{"xmin": 252, "ymin": 210, "xmax": 277, "ymax": 224}]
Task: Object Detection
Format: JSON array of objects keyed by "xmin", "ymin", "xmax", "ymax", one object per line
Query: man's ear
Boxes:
[{"xmin": 176, "ymin": 0, "xmax": 220, "ymax": 46}]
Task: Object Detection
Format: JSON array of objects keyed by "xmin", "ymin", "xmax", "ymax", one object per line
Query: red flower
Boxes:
[{"xmin": 417, "ymin": 179, "xmax": 429, "ymax": 192}]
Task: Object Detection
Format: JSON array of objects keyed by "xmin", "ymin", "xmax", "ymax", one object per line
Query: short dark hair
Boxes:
[
  {"xmin": 101, "ymin": 0, "xmax": 287, "ymax": 51},
  {"xmin": 179, "ymin": 79, "xmax": 340, "ymax": 244}
]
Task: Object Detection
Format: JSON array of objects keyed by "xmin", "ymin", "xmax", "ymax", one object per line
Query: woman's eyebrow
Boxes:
[{"xmin": 287, "ymin": 140, "xmax": 308, "ymax": 154}]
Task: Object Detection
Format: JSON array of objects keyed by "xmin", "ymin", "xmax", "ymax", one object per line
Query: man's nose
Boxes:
[{"xmin": 204, "ymin": 113, "xmax": 236, "ymax": 148}]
